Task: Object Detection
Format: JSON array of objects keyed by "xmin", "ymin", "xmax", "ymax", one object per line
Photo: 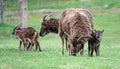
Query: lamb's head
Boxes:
[
  {"xmin": 93, "ymin": 29, "xmax": 104, "ymax": 41},
  {"xmin": 64, "ymin": 32, "xmax": 92, "ymax": 56},
  {"xmin": 12, "ymin": 26, "xmax": 23, "ymax": 39},
  {"xmin": 12, "ymin": 26, "xmax": 22, "ymax": 35}
]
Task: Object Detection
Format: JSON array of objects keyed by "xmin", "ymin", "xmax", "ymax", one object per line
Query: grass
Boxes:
[{"xmin": 0, "ymin": 0, "xmax": 120, "ymax": 69}]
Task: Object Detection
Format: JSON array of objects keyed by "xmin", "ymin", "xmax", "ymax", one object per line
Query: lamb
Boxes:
[
  {"xmin": 12, "ymin": 26, "xmax": 42, "ymax": 51},
  {"xmin": 59, "ymin": 8, "xmax": 93, "ymax": 56},
  {"xmin": 88, "ymin": 29, "xmax": 104, "ymax": 56}
]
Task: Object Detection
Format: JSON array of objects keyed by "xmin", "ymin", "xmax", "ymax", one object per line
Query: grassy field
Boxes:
[{"xmin": 0, "ymin": 0, "xmax": 120, "ymax": 69}]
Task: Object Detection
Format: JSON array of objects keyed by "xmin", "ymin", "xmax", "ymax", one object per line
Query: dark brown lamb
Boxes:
[
  {"xmin": 12, "ymin": 26, "xmax": 42, "ymax": 51},
  {"xmin": 88, "ymin": 29, "xmax": 104, "ymax": 56}
]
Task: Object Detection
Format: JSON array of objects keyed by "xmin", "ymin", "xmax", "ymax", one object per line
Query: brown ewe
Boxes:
[{"xmin": 59, "ymin": 8, "xmax": 93, "ymax": 56}]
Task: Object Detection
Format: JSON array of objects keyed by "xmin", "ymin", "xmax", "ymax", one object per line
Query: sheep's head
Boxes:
[
  {"xmin": 39, "ymin": 15, "xmax": 50, "ymax": 37},
  {"xmin": 40, "ymin": 15, "xmax": 59, "ymax": 37},
  {"xmin": 64, "ymin": 32, "xmax": 91, "ymax": 56}
]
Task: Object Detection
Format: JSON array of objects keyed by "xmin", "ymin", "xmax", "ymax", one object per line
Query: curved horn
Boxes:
[
  {"xmin": 64, "ymin": 32, "xmax": 72, "ymax": 40},
  {"xmin": 77, "ymin": 35, "xmax": 92, "ymax": 43},
  {"xmin": 43, "ymin": 15, "xmax": 49, "ymax": 21}
]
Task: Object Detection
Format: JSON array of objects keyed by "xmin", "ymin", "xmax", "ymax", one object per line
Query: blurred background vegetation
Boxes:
[
  {"xmin": 2, "ymin": 0, "xmax": 120, "ymax": 24},
  {"xmin": 3, "ymin": 0, "xmax": 120, "ymax": 11}
]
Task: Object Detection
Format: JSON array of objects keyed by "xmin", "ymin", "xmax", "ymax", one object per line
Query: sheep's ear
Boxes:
[{"xmin": 102, "ymin": 29, "xmax": 104, "ymax": 33}]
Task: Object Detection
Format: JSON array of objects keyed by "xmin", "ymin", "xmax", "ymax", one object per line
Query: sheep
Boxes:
[
  {"xmin": 88, "ymin": 29, "xmax": 104, "ymax": 56},
  {"xmin": 39, "ymin": 15, "xmax": 68, "ymax": 50},
  {"xmin": 58, "ymin": 8, "xmax": 93, "ymax": 56},
  {"xmin": 12, "ymin": 26, "xmax": 42, "ymax": 51}
]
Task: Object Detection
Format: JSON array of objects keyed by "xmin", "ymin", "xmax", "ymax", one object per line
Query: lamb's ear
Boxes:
[
  {"xmin": 102, "ymin": 29, "xmax": 104, "ymax": 33},
  {"xmin": 94, "ymin": 29, "xmax": 96, "ymax": 32}
]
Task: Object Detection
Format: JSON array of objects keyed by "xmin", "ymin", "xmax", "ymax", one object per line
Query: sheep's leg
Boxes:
[
  {"xmin": 19, "ymin": 41, "xmax": 22, "ymax": 51},
  {"xmin": 59, "ymin": 34, "xmax": 64, "ymax": 55},
  {"xmin": 95, "ymin": 45, "xmax": 100, "ymax": 56},
  {"xmin": 88, "ymin": 41, "xmax": 90, "ymax": 56},
  {"xmin": 29, "ymin": 43, "xmax": 34, "ymax": 51},
  {"xmin": 90, "ymin": 45, "xmax": 94, "ymax": 56},
  {"xmin": 23, "ymin": 42, "xmax": 27, "ymax": 51},
  {"xmin": 61, "ymin": 36, "xmax": 64, "ymax": 55},
  {"xmin": 88, "ymin": 45, "xmax": 91, "ymax": 56},
  {"xmin": 80, "ymin": 44, "xmax": 84, "ymax": 56},
  {"xmin": 29, "ymin": 39, "xmax": 35, "ymax": 51},
  {"xmin": 36, "ymin": 40, "xmax": 42, "ymax": 51},
  {"xmin": 65, "ymin": 36, "xmax": 68, "ymax": 51},
  {"xmin": 68, "ymin": 44, "xmax": 71, "ymax": 55},
  {"xmin": 88, "ymin": 43, "xmax": 94, "ymax": 57},
  {"xmin": 58, "ymin": 22, "xmax": 65, "ymax": 55},
  {"xmin": 35, "ymin": 42, "xmax": 37, "ymax": 50},
  {"xmin": 30, "ymin": 44, "xmax": 34, "ymax": 51},
  {"xmin": 21, "ymin": 38, "xmax": 26, "ymax": 51},
  {"xmin": 27, "ymin": 42, "xmax": 31, "ymax": 51}
]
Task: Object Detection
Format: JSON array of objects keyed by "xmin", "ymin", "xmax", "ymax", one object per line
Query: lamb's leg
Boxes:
[
  {"xmin": 36, "ymin": 40, "xmax": 42, "ymax": 51},
  {"xmin": 29, "ymin": 39, "xmax": 35, "ymax": 51},
  {"xmin": 29, "ymin": 43, "xmax": 34, "ymax": 51},
  {"xmin": 91, "ymin": 46, "xmax": 94, "ymax": 56},
  {"xmin": 95, "ymin": 45, "xmax": 100, "ymax": 56},
  {"xmin": 19, "ymin": 41, "xmax": 22, "ymax": 51},
  {"xmin": 23, "ymin": 42, "xmax": 27, "ymax": 51},
  {"xmin": 21, "ymin": 38, "xmax": 27, "ymax": 51},
  {"xmin": 27, "ymin": 42, "xmax": 31, "ymax": 51}
]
